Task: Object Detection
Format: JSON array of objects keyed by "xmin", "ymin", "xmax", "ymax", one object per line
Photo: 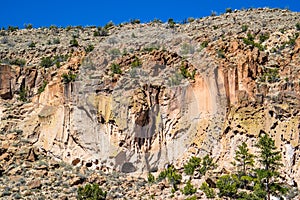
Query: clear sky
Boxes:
[{"xmin": 1, "ymin": 0, "xmax": 300, "ymax": 28}]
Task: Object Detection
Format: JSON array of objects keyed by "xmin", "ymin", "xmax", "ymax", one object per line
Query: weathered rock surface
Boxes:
[{"xmin": 0, "ymin": 8, "xmax": 300, "ymax": 199}]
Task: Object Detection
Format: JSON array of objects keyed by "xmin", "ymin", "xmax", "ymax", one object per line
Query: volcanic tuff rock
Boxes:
[{"xmin": 1, "ymin": 8, "xmax": 300, "ymax": 199}]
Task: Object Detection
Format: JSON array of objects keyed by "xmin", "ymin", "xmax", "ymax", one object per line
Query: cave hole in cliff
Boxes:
[
  {"xmin": 86, "ymin": 162, "xmax": 92, "ymax": 167},
  {"xmin": 119, "ymin": 140, "xmax": 125, "ymax": 147}
]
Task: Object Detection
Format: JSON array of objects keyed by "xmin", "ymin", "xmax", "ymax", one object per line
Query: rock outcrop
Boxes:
[{"xmin": 1, "ymin": 8, "xmax": 300, "ymax": 199}]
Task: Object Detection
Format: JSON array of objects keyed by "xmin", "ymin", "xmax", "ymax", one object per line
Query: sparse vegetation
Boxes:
[
  {"xmin": 130, "ymin": 19, "xmax": 140, "ymax": 24},
  {"xmin": 109, "ymin": 48, "xmax": 121, "ymax": 58},
  {"xmin": 104, "ymin": 21, "xmax": 114, "ymax": 30},
  {"xmin": 201, "ymin": 41, "xmax": 209, "ymax": 49},
  {"xmin": 200, "ymin": 182, "xmax": 215, "ymax": 198},
  {"xmin": 243, "ymin": 33, "xmax": 265, "ymax": 51},
  {"xmin": 18, "ymin": 85, "xmax": 27, "ymax": 102},
  {"xmin": 179, "ymin": 64, "xmax": 196, "ymax": 80},
  {"xmin": 77, "ymin": 183, "xmax": 107, "ymax": 200},
  {"xmin": 216, "ymin": 49, "xmax": 226, "ymax": 58},
  {"xmin": 241, "ymin": 24, "xmax": 249, "ymax": 32},
  {"xmin": 143, "ymin": 45, "xmax": 160, "ymax": 52},
  {"xmin": 53, "ymin": 38, "xmax": 60, "ymax": 44},
  {"xmin": 94, "ymin": 27, "xmax": 109, "ymax": 37},
  {"xmin": 216, "ymin": 174, "xmax": 239, "ymax": 198},
  {"xmin": 184, "ymin": 156, "xmax": 201, "ymax": 175},
  {"xmin": 28, "ymin": 41, "xmax": 36, "ymax": 48},
  {"xmin": 24, "ymin": 23, "xmax": 33, "ymax": 29},
  {"xmin": 199, "ymin": 155, "xmax": 216, "ymax": 175},
  {"xmin": 225, "ymin": 8, "xmax": 232, "ymax": 13},
  {"xmin": 180, "ymin": 43, "xmax": 195, "ymax": 55},
  {"xmin": 188, "ymin": 17, "xmax": 195, "ymax": 23},
  {"xmin": 40, "ymin": 55, "xmax": 69, "ymax": 68},
  {"xmin": 131, "ymin": 56, "xmax": 142, "ymax": 68},
  {"xmin": 210, "ymin": 11, "xmax": 217, "ymax": 16},
  {"xmin": 157, "ymin": 165, "xmax": 182, "ymax": 191},
  {"xmin": 168, "ymin": 71, "xmax": 184, "ymax": 86},
  {"xmin": 296, "ymin": 22, "xmax": 300, "ymax": 31},
  {"xmin": 259, "ymin": 32, "xmax": 270, "ymax": 43},
  {"xmin": 40, "ymin": 57, "xmax": 53, "ymax": 68},
  {"xmin": 85, "ymin": 44, "xmax": 95, "ymax": 53},
  {"xmin": 168, "ymin": 18, "xmax": 175, "ymax": 28},
  {"xmin": 147, "ymin": 173, "xmax": 155, "ymax": 184},
  {"xmin": 49, "ymin": 25, "xmax": 58, "ymax": 30},
  {"xmin": 62, "ymin": 73, "xmax": 77, "ymax": 83},
  {"xmin": 70, "ymin": 37, "xmax": 79, "ymax": 47},
  {"xmin": 38, "ymin": 81, "xmax": 47, "ymax": 94},
  {"xmin": 259, "ymin": 67, "xmax": 280, "ymax": 83},
  {"xmin": 9, "ymin": 58, "xmax": 26, "ymax": 67},
  {"xmin": 181, "ymin": 180, "xmax": 197, "ymax": 195},
  {"xmin": 255, "ymin": 133, "xmax": 288, "ymax": 200},
  {"xmin": 110, "ymin": 63, "xmax": 122, "ymax": 75},
  {"xmin": 7, "ymin": 26, "xmax": 19, "ymax": 32}
]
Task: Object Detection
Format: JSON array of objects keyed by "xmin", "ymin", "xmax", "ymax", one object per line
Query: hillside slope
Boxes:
[{"xmin": 0, "ymin": 8, "xmax": 300, "ymax": 199}]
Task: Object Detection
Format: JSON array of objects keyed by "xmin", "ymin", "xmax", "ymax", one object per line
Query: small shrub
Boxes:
[
  {"xmin": 181, "ymin": 180, "xmax": 197, "ymax": 195},
  {"xmin": 85, "ymin": 44, "xmax": 94, "ymax": 53},
  {"xmin": 259, "ymin": 68, "xmax": 280, "ymax": 83},
  {"xmin": 9, "ymin": 58, "xmax": 26, "ymax": 67},
  {"xmin": 109, "ymin": 48, "xmax": 121, "ymax": 58},
  {"xmin": 188, "ymin": 17, "xmax": 195, "ymax": 23},
  {"xmin": 201, "ymin": 41, "xmax": 209, "ymax": 48},
  {"xmin": 7, "ymin": 26, "xmax": 19, "ymax": 32},
  {"xmin": 62, "ymin": 73, "xmax": 77, "ymax": 83},
  {"xmin": 110, "ymin": 63, "xmax": 122, "ymax": 75},
  {"xmin": 94, "ymin": 27, "xmax": 109, "ymax": 37},
  {"xmin": 77, "ymin": 183, "xmax": 107, "ymax": 200},
  {"xmin": 185, "ymin": 196, "xmax": 197, "ymax": 200},
  {"xmin": 130, "ymin": 19, "xmax": 140, "ymax": 24},
  {"xmin": 216, "ymin": 174, "xmax": 239, "ymax": 198},
  {"xmin": 28, "ymin": 41, "xmax": 36, "ymax": 48},
  {"xmin": 199, "ymin": 155, "xmax": 216, "ymax": 175},
  {"xmin": 243, "ymin": 33, "xmax": 265, "ymax": 51},
  {"xmin": 296, "ymin": 22, "xmax": 300, "ymax": 31},
  {"xmin": 66, "ymin": 26, "xmax": 73, "ymax": 31},
  {"xmin": 200, "ymin": 182, "xmax": 215, "ymax": 199},
  {"xmin": 131, "ymin": 56, "xmax": 142, "ymax": 68},
  {"xmin": 241, "ymin": 24, "xmax": 248, "ymax": 32},
  {"xmin": 70, "ymin": 37, "xmax": 79, "ymax": 47},
  {"xmin": 152, "ymin": 18, "xmax": 162, "ymax": 23},
  {"xmin": 180, "ymin": 43, "xmax": 195, "ymax": 55},
  {"xmin": 18, "ymin": 86, "xmax": 27, "ymax": 102},
  {"xmin": 184, "ymin": 156, "xmax": 201, "ymax": 175},
  {"xmin": 53, "ymin": 38, "xmax": 60, "ymax": 44},
  {"xmin": 38, "ymin": 81, "xmax": 47, "ymax": 94},
  {"xmin": 168, "ymin": 72, "xmax": 184, "ymax": 86},
  {"xmin": 40, "ymin": 57, "xmax": 53, "ymax": 68},
  {"xmin": 225, "ymin": 8, "xmax": 232, "ymax": 13},
  {"xmin": 157, "ymin": 165, "xmax": 182, "ymax": 190},
  {"xmin": 179, "ymin": 64, "xmax": 196, "ymax": 80},
  {"xmin": 217, "ymin": 49, "xmax": 225, "ymax": 58},
  {"xmin": 147, "ymin": 173, "xmax": 155, "ymax": 184},
  {"xmin": 259, "ymin": 33, "xmax": 270, "ymax": 43},
  {"xmin": 104, "ymin": 21, "xmax": 114, "ymax": 30},
  {"xmin": 143, "ymin": 45, "xmax": 159, "ymax": 52},
  {"xmin": 168, "ymin": 18, "xmax": 175, "ymax": 28},
  {"xmin": 49, "ymin": 25, "xmax": 58, "ymax": 30},
  {"xmin": 211, "ymin": 11, "xmax": 217, "ymax": 16},
  {"xmin": 24, "ymin": 23, "xmax": 33, "ymax": 29}
]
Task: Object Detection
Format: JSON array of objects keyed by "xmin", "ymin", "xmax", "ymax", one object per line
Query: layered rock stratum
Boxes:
[{"xmin": 0, "ymin": 8, "xmax": 300, "ymax": 199}]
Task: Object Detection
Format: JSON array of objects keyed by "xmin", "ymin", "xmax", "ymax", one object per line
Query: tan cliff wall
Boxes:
[{"xmin": 1, "ymin": 8, "xmax": 300, "ymax": 190}]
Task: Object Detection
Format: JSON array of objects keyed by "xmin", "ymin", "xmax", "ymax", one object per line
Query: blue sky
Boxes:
[{"xmin": 1, "ymin": 0, "xmax": 299, "ymax": 28}]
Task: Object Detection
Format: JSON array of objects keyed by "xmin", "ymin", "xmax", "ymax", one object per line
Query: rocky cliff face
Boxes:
[{"xmin": 1, "ymin": 8, "xmax": 300, "ymax": 198}]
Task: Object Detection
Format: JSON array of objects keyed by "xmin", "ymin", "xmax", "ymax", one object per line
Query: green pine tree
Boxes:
[
  {"xmin": 233, "ymin": 141, "xmax": 255, "ymax": 189},
  {"xmin": 199, "ymin": 155, "xmax": 216, "ymax": 175},
  {"xmin": 255, "ymin": 133, "xmax": 288, "ymax": 200}
]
